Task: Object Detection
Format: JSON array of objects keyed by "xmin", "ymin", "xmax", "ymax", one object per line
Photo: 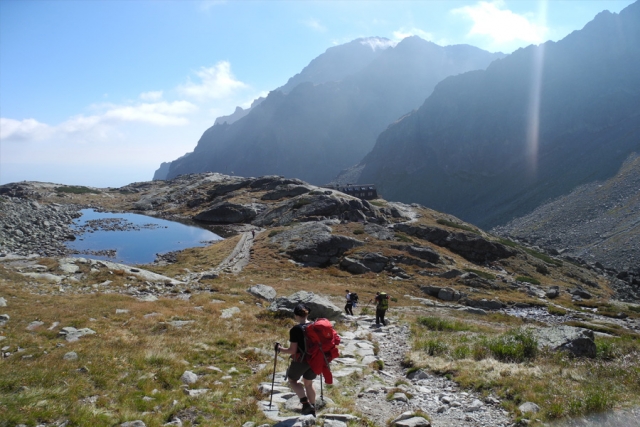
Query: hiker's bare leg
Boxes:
[
  {"xmin": 303, "ymin": 378, "xmax": 316, "ymax": 404},
  {"xmin": 288, "ymin": 378, "xmax": 305, "ymax": 398}
]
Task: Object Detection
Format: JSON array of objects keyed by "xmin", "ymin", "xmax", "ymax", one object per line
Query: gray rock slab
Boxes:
[
  {"xmin": 533, "ymin": 325, "xmax": 596, "ymax": 357},
  {"xmin": 20, "ymin": 272, "xmax": 63, "ymax": 283},
  {"xmin": 63, "ymin": 351, "xmax": 78, "ymax": 361},
  {"xmin": 120, "ymin": 422, "xmax": 146, "ymax": 427},
  {"xmin": 183, "ymin": 388, "xmax": 209, "ymax": 397},
  {"xmin": 0, "ymin": 297, "xmax": 6, "ymax": 307},
  {"xmin": 221, "ymin": 307, "xmax": 241, "ymax": 318},
  {"xmin": 519, "ymin": 401, "xmax": 540, "ymax": 413},
  {"xmin": 247, "ymin": 284, "xmax": 277, "ymax": 301},
  {"xmin": 269, "ymin": 290, "xmax": 342, "ymax": 320},
  {"xmin": 394, "ymin": 417, "xmax": 430, "ymax": 427},
  {"xmin": 181, "ymin": 370, "xmax": 198, "ymax": 384},
  {"xmin": 26, "ymin": 321, "xmax": 44, "ymax": 331}
]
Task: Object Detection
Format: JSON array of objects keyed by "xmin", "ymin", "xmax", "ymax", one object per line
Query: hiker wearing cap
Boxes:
[
  {"xmin": 344, "ymin": 290, "xmax": 354, "ymax": 316},
  {"xmin": 369, "ymin": 291, "xmax": 390, "ymax": 326},
  {"xmin": 275, "ymin": 304, "xmax": 317, "ymax": 416}
]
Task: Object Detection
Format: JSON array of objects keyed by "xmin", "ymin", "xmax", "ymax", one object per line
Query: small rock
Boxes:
[
  {"xmin": 465, "ymin": 399, "xmax": 483, "ymax": 412},
  {"xmin": 120, "ymin": 422, "xmax": 146, "ymax": 427},
  {"xmin": 518, "ymin": 401, "xmax": 540, "ymax": 414},
  {"xmin": 116, "ymin": 309, "xmax": 130, "ymax": 314},
  {"xmin": 63, "ymin": 352, "xmax": 78, "ymax": 361},
  {"xmin": 0, "ymin": 297, "xmax": 7, "ymax": 307},
  {"xmin": 183, "ymin": 388, "xmax": 209, "ymax": 397},
  {"xmin": 180, "ymin": 370, "xmax": 198, "ymax": 384}
]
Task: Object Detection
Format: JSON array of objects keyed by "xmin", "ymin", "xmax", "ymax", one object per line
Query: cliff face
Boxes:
[
  {"xmin": 163, "ymin": 37, "xmax": 503, "ymax": 184},
  {"xmin": 358, "ymin": 1, "xmax": 640, "ymax": 229}
]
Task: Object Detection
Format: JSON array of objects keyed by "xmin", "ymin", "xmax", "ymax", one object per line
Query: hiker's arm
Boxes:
[{"xmin": 277, "ymin": 342, "xmax": 298, "ymax": 355}]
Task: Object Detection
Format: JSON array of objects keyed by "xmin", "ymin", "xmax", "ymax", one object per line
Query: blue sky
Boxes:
[{"xmin": 1, "ymin": 0, "xmax": 635, "ymax": 187}]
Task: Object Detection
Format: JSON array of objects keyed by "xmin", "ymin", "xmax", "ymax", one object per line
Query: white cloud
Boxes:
[
  {"xmin": 360, "ymin": 37, "xmax": 397, "ymax": 51},
  {"xmin": 1, "ymin": 100, "xmax": 198, "ymax": 143},
  {"xmin": 0, "ymin": 118, "xmax": 52, "ymax": 141},
  {"xmin": 178, "ymin": 61, "xmax": 249, "ymax": 101},
  {"xmin": 303, "ymin": 18, "xmax": 327, "ymax": 32},
  {"xmin": 103, "ymin": 101, "xmax": 197, "ymax": 126},
  {"xmin": 392, "ymin": 28, "xmax": 435, "ymax": 42},
  {"xmin": 140, "ymin": 90, "xmax": 163, "ymax": 101},
  {"xmin": 452, "ymin": 1, "xmax": 548, "ymax": 44}
]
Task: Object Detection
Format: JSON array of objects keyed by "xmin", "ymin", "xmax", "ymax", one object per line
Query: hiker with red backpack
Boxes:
[{"xmin": 275, "ymin": 303, "xmax": 341, "ymax": 417}]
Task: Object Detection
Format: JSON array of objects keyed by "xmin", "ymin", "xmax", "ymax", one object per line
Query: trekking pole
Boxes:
[
  {"xmin": 320, "ymin": 373, "xmax": 324, "ymax": 402},
  {"xmin": 269, "ymin": 342, "xmax": 280, "ymax": 408}
]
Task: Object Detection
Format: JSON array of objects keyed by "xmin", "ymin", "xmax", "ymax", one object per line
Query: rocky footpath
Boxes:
[
  {"xmin": 258, "ymin": 314, "xmax": 512, "ymax": 427},
  {"xmin": 0, "ymin": 196, "xmax": 81, "ymax": 257}
]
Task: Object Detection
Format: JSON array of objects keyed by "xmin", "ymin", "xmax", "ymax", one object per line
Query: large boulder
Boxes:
[
  {"xmin": 340, "ymin": 257, "xmax": 370, "ymax": 274},
  {"xmin": 269, "ymin": 291, "xmax": 343, "ymax": 320},
  {"xmin": 269, "ymin": 222, "xmax": 363, "ymax": 267},
  {"xmin": 532, "ymin": 325, "xmax": 596, "ymax": 358},
  {"xmin": 194, "ymin": 202, "xmax": 262, "ymax": 224}
]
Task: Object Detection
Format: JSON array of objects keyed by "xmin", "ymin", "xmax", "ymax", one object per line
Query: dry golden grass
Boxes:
[{"xmin": 0, "ymin": 279, "xmax": 303, "ymax": 427}]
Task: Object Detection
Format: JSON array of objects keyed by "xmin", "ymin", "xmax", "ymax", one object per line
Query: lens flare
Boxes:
[{"xmin": 526, "ymin": 0, "xmax": 549, "ymax": 178}]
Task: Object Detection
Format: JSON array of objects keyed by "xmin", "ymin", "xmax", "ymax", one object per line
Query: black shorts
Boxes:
[{"xmin": 287, "ymin": 360, "xmax": 317, "ymax": 381}]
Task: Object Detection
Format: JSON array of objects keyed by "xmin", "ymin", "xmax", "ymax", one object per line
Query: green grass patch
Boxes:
[
  {"xmin": 464, "ymin": 268, "xmax": 496, "ymax": 280},
  {"xmin": 353, "ymin": 229, "xmax": 365, "ymax": 235},
  {"xmin": 369, "ymin": 200, "xmax": 386, "ymax": 207},
  {"xmin": 394, "ymin": 233, "xmax": 414, "ymax": 243},
  {"xmin": 55, "ymin": 185, "xmax": 100, "ymax": 195},
  {"xmin": 486, "ymin": 329, "xmax": 538, "ymax": 363},
  {"xmin": 417, "ymin": 316, "xmax": 471, "ymax": 332},
  {"xmin": 516, "ymin": 276, "xmax": 540, "ymax": 285},
  {"xmin": 548, "ymin": 305, "xmax": 568, "ymax": 316}
]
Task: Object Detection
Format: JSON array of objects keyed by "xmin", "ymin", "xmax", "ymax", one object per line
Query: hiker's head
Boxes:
[
  {"xmin": 345, "ymin": 289, "xmax": 349, "ymax": 293},
  {"xmin": 293, "ymin": 304, "xmax": 310, "ymax": 318},
  {"xmin": 376, "ymin": 292, "xmax": 380, "ymax": 296}
]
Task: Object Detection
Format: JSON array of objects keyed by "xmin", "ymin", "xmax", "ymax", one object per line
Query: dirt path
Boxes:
[{"xmin": 196, "ymin": 230, "xmax": 258, "ymax": 280}]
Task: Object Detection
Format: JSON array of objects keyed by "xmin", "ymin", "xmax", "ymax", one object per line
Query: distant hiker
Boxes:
[
  {"xmin": 345, "ymin": 290, "xmax": 354, "ymax": 316},
  {"xmin": 369, "ymin": 291, "xmax": 390, "ymax": 326},
  {"xmin": 276, "ymin": 304, "xmax": 317, "ymax": 417},
  {"xmin": 251, "ymin": 230, "xmax": 256, "ymax": 238},
  {"xmin": 351, "ymin": 292, "xmax": 359, "ymax": 309}
]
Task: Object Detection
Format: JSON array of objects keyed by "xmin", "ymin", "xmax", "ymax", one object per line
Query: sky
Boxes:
[{"xmin": 0, "ymin": 0, "xmax": 635, "ymax": 188}]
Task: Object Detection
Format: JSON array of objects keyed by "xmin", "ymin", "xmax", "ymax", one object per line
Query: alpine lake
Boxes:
[{"xmin": 65, "ymin": 209, "xmax": 222, "ymax": 265}]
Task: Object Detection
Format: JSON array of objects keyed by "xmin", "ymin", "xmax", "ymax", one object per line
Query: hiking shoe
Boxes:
[{"xmin": 301, "ymin": 403, "xmax": 316, "ymax": 416}]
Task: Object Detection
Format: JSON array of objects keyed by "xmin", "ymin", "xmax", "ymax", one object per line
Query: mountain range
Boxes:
[
  {"xmin": 155, "ymin": 37, "xmax": 503, "ymax": 184},
  {"xmin": 355, "ymin": 1, "xmax": 640, "ymax": 229}
]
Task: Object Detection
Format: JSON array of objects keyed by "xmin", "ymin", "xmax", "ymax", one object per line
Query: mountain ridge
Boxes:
[{"xmin": 356, "ymin": 0, "xmax": 640, "ymax": 229}]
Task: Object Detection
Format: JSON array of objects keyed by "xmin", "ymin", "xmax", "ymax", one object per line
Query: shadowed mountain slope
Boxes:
[
  {"xmin": 163, "ymin": 37, "xmax": 503, "ymax": 184},
  {"xmin": 357, "ymin": 1, "xmax": 640, "ymax": 229},
  {"xmin": 493, "ymin": 153, "xmax": 640, "ymax": 274}
]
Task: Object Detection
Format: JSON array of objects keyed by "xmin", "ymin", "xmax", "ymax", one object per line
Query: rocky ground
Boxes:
[
  {"xmin": 2, "ymin": 175, "xmax": 640, "ymax": 426},
  {"xmin": 493, "ymin": 153, "xmax": 640, "ymax": 283}
]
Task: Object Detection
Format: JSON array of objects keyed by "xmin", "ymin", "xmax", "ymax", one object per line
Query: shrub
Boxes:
[
  {"xmin": 268, "ymin": 230, "xmax": 281, "ymax": 238},
  {"xmin": 419, "ymin": 339, "xmax": 448, "ymax": 356},
  {"xmin": 353, "ymin": 229, "xmax": 365, "ymax": 235}
]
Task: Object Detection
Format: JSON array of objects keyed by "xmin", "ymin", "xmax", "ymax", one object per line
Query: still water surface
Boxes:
[{"xmin": 66, "ymin": 209, "xmax": 221, "ymax": 265}]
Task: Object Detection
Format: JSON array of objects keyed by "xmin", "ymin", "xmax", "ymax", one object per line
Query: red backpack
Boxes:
[{"xmin": 300, "ymin": 318, "xmax": 341, "ymax": 384}]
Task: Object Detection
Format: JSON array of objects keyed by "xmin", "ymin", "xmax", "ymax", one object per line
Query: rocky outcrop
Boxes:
[
  {"xmin": 393, "ymin": 224, "xmax": 516, "ymax": 263},
  {"xmin": 269, "ymin": 222, "xmax": 364, "ymax": 267},
  {"xmin": 253, "ymin": 193, "xmax": 383, "ymax": 227},
  {"xmin": 533, "ymin": 325, "xmax": 596, "ymax": 358},
  {"xmin": 194, "ymin": 202, "xmax": 263, "ymax": 224},
  {"xmin": 269, "ymin": 291, "xmax": 342, "ymax": 320},
  {"xmin": 261, "ymin": 184, "xmax": 312, "ymax": 201}
]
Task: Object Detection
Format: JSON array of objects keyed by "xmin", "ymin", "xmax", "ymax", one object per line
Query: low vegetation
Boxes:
[
  {"xmin": 436, "ymin": 219, "xmax": 480, "ymax": 234},
  {"xmin": 406, "ymin": 311, "xmax": 640, "ymax": 424},
  {"xmin": 55, "ymin": 185, "xmax": 100, "ymax": 195}
]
